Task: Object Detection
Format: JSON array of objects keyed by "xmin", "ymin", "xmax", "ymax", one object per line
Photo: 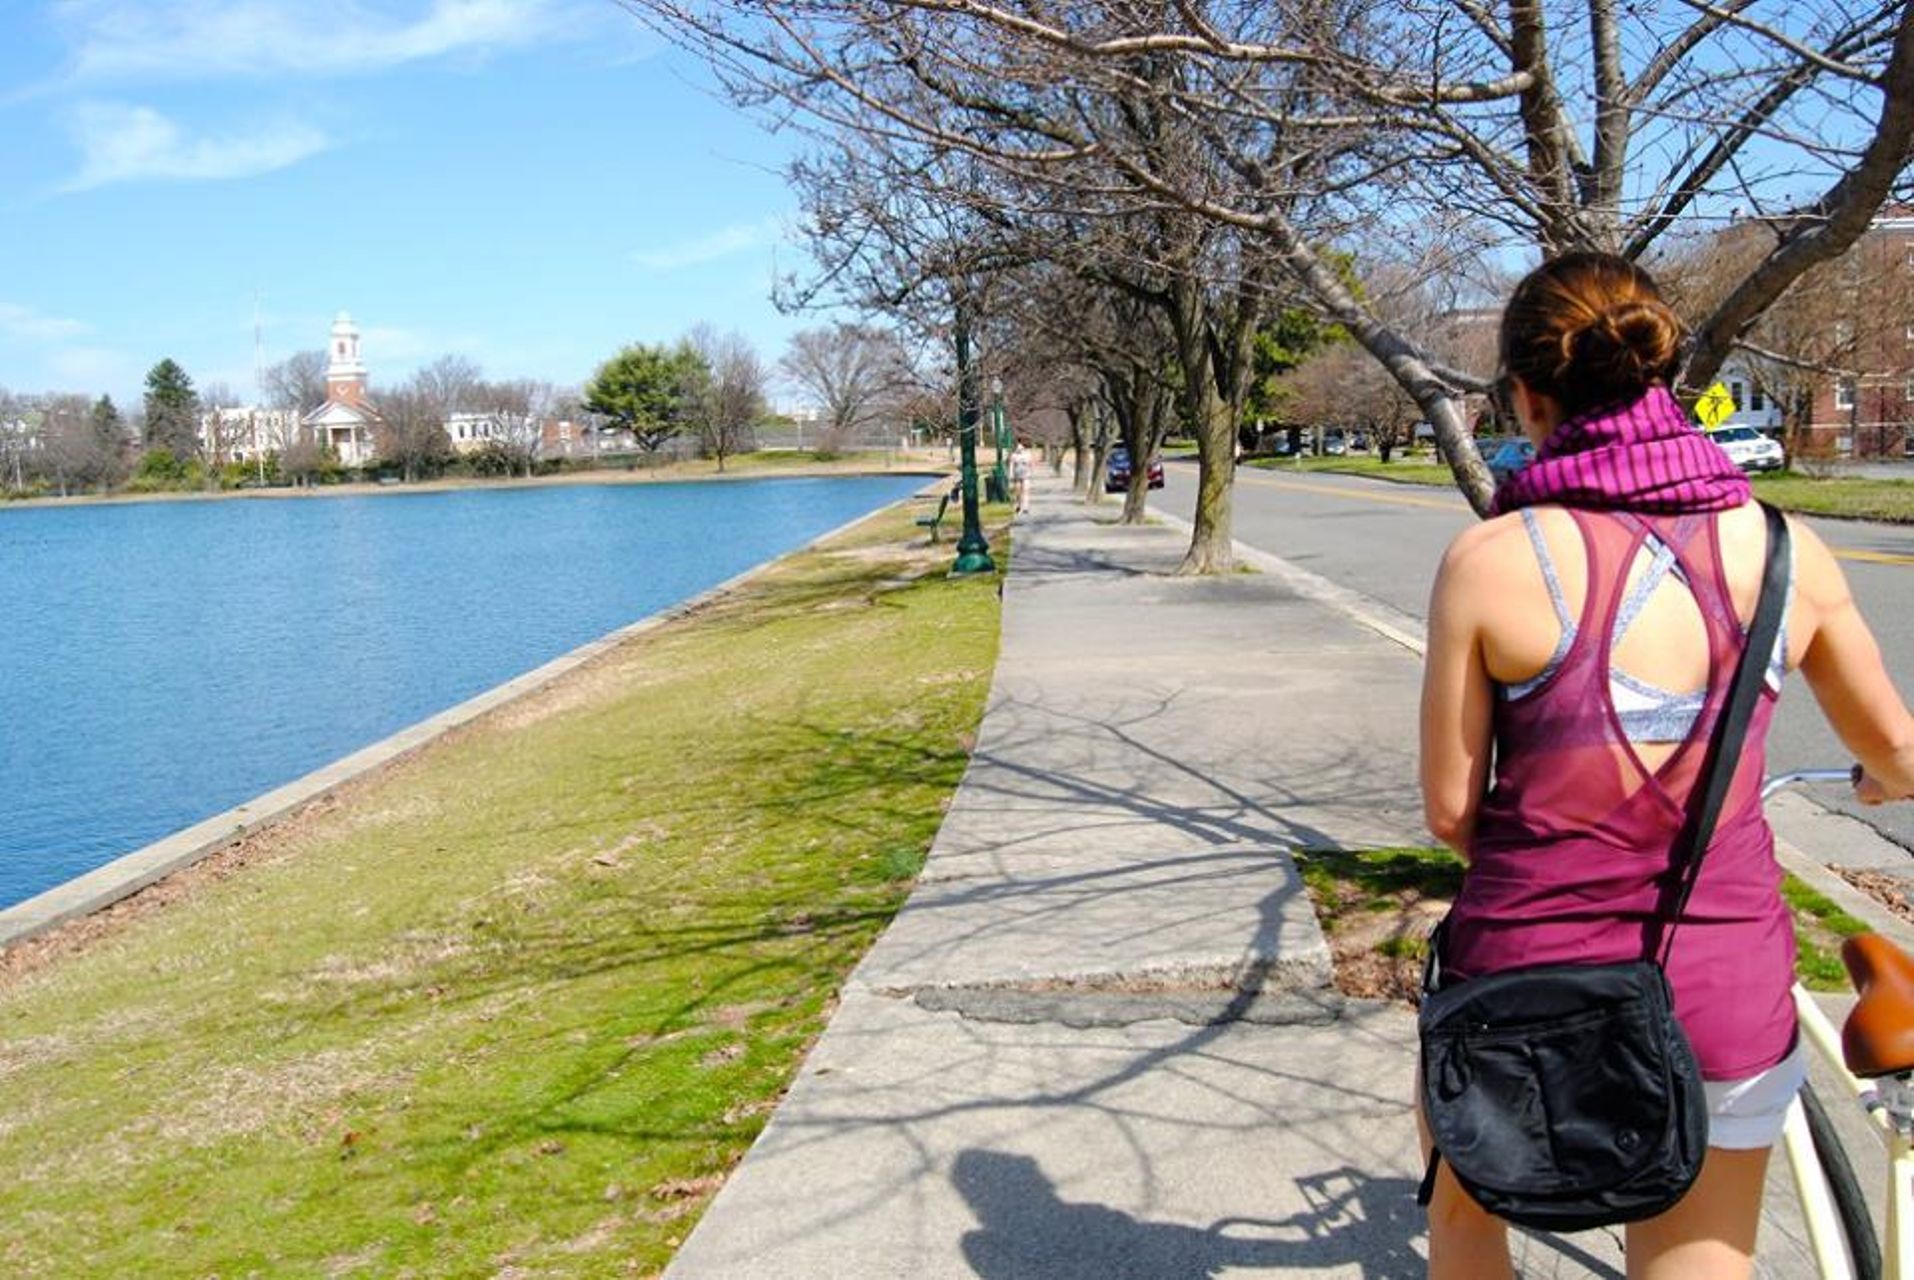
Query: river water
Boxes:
[{"xmin": 0, "ymin": 475, "xmax": 927, "ymax": 910}]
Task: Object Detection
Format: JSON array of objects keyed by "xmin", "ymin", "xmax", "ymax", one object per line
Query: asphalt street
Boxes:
[{"xmin": 1155, "ymin": 459, "xmax": 1914, "ymax": 852}]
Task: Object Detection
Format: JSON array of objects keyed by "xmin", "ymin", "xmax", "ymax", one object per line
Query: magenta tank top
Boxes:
[{"xmin": 1443, "ymin": 507, "xmax": 1795, "ymax": 1081}]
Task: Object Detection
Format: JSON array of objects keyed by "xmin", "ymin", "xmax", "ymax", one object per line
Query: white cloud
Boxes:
[
  {"xmin": 54, "ymin": 0, "xmax": 582, "ymax": 82},
  {"xmin": 631, "ymin": 218, "xmax": 784, "ymax": 272},
  {"xmin": 0, "ymin": 302, "xmax": 91, "ymax": 343},
  {"xmin": 62, "ymin": 101, "xmax": 330, "ymax": 190}
]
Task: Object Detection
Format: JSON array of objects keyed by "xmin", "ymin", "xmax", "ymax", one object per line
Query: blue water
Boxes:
[{"xmin": 0, "ymin": 476, "xmax": 927, "ymax": 909}]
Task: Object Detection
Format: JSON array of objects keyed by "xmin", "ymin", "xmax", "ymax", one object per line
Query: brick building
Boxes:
[{"xmin": 1720, "ymin": 211, "xmax": 1914, "ymax": 458}]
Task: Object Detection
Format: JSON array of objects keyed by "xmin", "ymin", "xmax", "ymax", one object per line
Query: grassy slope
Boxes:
[{"xmin": 0, "ymin": 501, "xmax": 1003, "ymax": 1278}]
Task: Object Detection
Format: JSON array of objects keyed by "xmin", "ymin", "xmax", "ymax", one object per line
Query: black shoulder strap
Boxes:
[{"xmin": 1653, "ymin": 502, "xmax": 1790, "ymax": 965}]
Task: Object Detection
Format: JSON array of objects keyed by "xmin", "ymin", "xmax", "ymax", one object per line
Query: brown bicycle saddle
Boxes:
[{"xmin": 1841, "ymin": 933, "xmax": 1914, "ymax": 1077}]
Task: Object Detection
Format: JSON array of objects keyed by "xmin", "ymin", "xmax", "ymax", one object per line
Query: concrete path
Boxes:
[{"xmin": 666, "ymin": 479, "xmax": 1828, "ymax": 1278}]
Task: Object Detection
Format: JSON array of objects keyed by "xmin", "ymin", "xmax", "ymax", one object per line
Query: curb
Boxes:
[
  {"xmin": 1147, "ymin": 504, "xmax": 1430, "ymax": 655},
  {"xmin": 0, "ymin": 483, "xmax": 947, "ymax": 950}
]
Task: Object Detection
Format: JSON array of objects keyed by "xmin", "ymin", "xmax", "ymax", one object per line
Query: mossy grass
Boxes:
[
  {"xmin": 0, "ymin": 501, "xmax": 1003, "ymax": 1277},
  {"xmin": 1296, "ymin": 847, "xmax": 1870, "ymax": 992}
]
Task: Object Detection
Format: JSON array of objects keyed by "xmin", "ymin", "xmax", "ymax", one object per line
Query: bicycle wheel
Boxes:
[{"xmin": 1801, "ymin": 1078, "xmax": 1882, "ymax": 1280}]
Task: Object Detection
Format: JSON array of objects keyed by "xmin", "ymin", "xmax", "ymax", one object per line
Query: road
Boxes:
[{"xmin": 1155, "ymin": 460, "xmax": 1914, "ymax": 851}]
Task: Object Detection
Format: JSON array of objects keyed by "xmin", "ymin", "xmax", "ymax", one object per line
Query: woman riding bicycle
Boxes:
[{"xmin": 1419, "ymin": 251, "xmax": 1914, "ymax": 1279}]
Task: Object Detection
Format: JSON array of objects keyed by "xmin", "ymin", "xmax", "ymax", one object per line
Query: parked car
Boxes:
[
  {"xmin": 1267, "ymin": 434, "xmax": 1303, "ymax": 458},
  {"xmin": 1323, "ymin": 430, "xmax": 1349, "ymax": 456},
  {"xmin": 1706, "ymin": 425, "xmax": 1785, "ymax": 473},
  {"xmin": 1104, "ymin": 446, "xmax": 1166, "ymax": 492},
  {"xmin": 1485, "ymin": 437, "xmax": 1536, "ymax": 485}
]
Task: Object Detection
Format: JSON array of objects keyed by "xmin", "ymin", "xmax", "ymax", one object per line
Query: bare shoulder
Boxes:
[
  {"xmin": 1439, "ymin": 509, "xmax": 1526, "ymax": 575},
  {"xmin": 1432, "ymin": 510, "xmax": 1530, "ymax": 620}
]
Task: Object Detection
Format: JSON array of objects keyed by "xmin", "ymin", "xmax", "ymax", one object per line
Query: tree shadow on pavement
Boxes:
[
  {"xmin": 951, "ymin": 1150, "xmax": 1624, "ymax": 1280},
  {"xmin": 954, "ymin": 1150, "xmax": 1424, "ymax": 1278}
]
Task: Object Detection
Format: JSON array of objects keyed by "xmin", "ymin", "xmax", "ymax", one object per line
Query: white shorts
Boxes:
[{"xmin": 1705, "ymin": 1041, "xmax": 1808, "ymax": 1149}]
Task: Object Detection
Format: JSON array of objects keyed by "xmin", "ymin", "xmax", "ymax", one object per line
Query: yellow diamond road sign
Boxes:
[{"xmin": 1695, "ymin": 382, "xmax": 1735, "ymax": 430}]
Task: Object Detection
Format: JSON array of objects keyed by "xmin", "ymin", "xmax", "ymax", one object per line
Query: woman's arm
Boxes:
[
  {"xmin": 1421, "ymin": 528, "xmax": 1499, "ymax": 857},
  {"xmin": 1790, "ymin": 517, "xmax": 1914, "ymax": 802}
]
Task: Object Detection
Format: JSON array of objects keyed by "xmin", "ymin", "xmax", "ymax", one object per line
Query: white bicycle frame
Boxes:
[
  {"xmin": 1768, "ymin": 769, "xmax": 1914, "ymax": 1280},
  {"xmin": 1786, "ymin": 984, "xmax": 1914, "ymax": 1279}
]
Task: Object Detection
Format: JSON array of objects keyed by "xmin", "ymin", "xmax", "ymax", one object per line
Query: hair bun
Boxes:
[
  {"xmin": 1562, "ymin": 299, "xmax": 1682, "ymax": 400},
  {"xmin": 1500, "ymin": 252, "xmax": 1684, "ymax": 416}
]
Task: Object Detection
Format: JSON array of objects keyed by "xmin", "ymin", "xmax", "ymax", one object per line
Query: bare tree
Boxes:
[
  {"xmin": 196, "ymin": 381, "xmax": 246, "ymax": 474},
  {"xmin": 688, "ymin": 326, "xmax": 767, "ymax": 471},
  {"xmin": 413, "ymin": 355, "xmax": 484, "ymax": 420},
  {"xmin": 627, "ymin": 0, "xmax": 1914, "ymax": 516},
  {"xmin": 263, "ymin": 350, "xmax": 328, "ymax": 416},
  {"xmin": 375, "ymin": 382, "xmax": 452, "ymax": 483},
  {"xmin": 780, "ymin": 323, "xmax": 911, "ymax": 453},
  {"xmin": 35, "ymin": 394, "xmax": 100, "ymax": 497},
  {"xmin": 0, "ymin": 387, "xmax": 29, "ymax": 492},
  {"xmin": 470, "ymin": 378, "xmax": 554, "ymax": 477}
]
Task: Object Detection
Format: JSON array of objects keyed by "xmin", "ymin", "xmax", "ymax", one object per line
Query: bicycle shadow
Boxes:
[{"xmin": 951, "ymin": 1150, "xmax": 1624, "ymax": 1279}]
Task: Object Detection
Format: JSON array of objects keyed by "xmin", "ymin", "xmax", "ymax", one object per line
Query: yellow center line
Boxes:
[
  {"xmin": 1235, "ymin": 469, "xmax": 1914, "ymax": 565},
  {"xmin": 1832, "ymin": 547, "xmax": 1914, "ymax": 566},
  {"xmin": 1236, "ymin": 470, "xmax": 1473, "ymax": 513}
]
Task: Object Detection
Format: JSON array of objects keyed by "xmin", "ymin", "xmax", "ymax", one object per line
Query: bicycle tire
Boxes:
[{"xmin": 1801, "ymin": 1078, "xmax": 1882, "ymax": 1280}]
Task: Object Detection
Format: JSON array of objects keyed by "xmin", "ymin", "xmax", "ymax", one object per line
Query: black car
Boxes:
[{"xmin": 1104, "ymin": 446, "xmax": 1166, "ymax": 492}]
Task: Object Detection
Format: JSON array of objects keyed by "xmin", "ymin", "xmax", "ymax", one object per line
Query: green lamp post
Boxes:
[
  {"xmin": 951, "ymin": 306, "xmax": 995, "ymax": 576},
  {"xmin": 983, "ymin": 375, "xmax": 1008, "ymax": 503}
]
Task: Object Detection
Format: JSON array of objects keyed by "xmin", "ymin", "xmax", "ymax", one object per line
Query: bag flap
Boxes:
[{"xmin": 1420, "ymin": 968, "xmax": 1694, "ymax": 1197}]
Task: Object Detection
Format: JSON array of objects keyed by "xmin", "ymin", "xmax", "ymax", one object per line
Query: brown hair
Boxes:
[{"xmin": 1498, "ymin": 252, "xmax": 1685, "ymax": 418}]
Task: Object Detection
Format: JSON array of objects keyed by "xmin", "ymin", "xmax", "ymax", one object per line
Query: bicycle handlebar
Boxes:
[{"xmin": 1760, "ymin": 766, "xmax": 1863, "ymax": 802}]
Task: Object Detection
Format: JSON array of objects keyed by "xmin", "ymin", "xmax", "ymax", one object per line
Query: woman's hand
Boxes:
[{"xmin": 1854, "ymin": 765, "xmax": 1902, "ymax": 806}]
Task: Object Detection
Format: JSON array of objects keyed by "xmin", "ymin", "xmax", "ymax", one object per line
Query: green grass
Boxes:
[
  {"xmin": 1751, "ymin": 471, "xmax": 1914, "ymax": 524},
  {"xmin": 1294, "ymin": 849, "xmax": 1869, "ymax": 992},
  {"xmin": 1784, "ymin": 873, "xmax": 1873, "ymax": 992},
  {"xmin": 1248, "ymin": 455, "xmax": 1455, "ymax": 486},
  {"xmin": 1253, "ymin": 455, "xmax": 1914, "ymax": 524},
  {"xmin": 0, "ymin": 502, "xmax": 1003, "ymax": 1278}
]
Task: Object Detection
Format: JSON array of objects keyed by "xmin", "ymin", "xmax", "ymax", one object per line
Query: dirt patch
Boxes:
[
  {"xmin": 1292, "ymin": 848, "xmax": 1460, "ymax": 1006},
  {"xmin": 1832, "ymin": 867, "xmax": 1914, "ymax": 926},
  {"xmin": 1325, "ymin": 899, "xmax": 1448, "ymax": 1003}
]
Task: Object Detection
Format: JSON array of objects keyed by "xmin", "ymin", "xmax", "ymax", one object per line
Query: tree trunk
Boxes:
[
  {"xmin": 1085, "ymin": 439, "xmax": 1108, "ymax": 504},
  {"xmin": 1181, "ymin": 384, "xmax": 1236, "ymax": 574}
]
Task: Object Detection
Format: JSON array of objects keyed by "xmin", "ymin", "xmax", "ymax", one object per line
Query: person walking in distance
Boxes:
[
  {"xmin": 1419, "ymin": 252, "xmax": 1914, "ymax": 1279},
  {"xmin": 1010, "ymin": 439, "xmax": 1032, "ymax": 515}
]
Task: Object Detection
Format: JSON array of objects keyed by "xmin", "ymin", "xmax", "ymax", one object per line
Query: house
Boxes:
[
  {"xmin": 445, "ymin": 411, "xmax": 504, "ymax": 454},
  {"xmin": 197, "ymin": 406, "xmax": 303, "ymax": 464}
]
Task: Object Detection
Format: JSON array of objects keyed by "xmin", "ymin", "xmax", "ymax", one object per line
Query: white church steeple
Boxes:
[{"xmin": 325, "ymin": 310, "xmax": 367, "ymax": 405}]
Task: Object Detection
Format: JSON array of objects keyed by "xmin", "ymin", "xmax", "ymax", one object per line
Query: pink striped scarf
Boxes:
[{"xmin": 1491, "ymin": 386, "xmax": 1750, "ymax": 516}]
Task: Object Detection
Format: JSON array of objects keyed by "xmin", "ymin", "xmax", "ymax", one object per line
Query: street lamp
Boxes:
[
  {"xmin": 950, "ymin": 304, "xmax": 995, "ymax": 576},
  {"xmin": 986, "ymin": 375, "xmax": 1010, "ymax": 503}
]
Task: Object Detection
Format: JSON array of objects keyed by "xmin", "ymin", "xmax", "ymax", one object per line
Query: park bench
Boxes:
[{"xmin": 916, "ymin": 482, "xmax": 962, "ymax": 542}]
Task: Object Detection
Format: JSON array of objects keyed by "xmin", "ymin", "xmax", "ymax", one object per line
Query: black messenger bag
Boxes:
[{"xmin": 1417, "ymin": 502, "xmax": 1789, "ymax": 1232}]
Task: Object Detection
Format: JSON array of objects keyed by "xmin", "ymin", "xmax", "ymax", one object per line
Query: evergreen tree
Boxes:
[
  {"xmin": 142, "ymin": 359, "xmax": 200, "ymax": 458},
  {"xmin": 90, "ymin": 395, "xmax": 122, "ymax": 454},
  {"xmin": 583, "ymin": 342, "xmax": 709, "ymax": 455}
]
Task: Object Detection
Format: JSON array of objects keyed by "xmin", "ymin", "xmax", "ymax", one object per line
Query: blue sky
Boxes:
[{"xmin": 0, "ymin": 1, "xmax": 820, "ymax": 409}]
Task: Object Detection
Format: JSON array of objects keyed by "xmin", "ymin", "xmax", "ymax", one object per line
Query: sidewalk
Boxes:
[{"xmin": 666, "ymin": 479, "xmax": 1819, "ymax": 1278}]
